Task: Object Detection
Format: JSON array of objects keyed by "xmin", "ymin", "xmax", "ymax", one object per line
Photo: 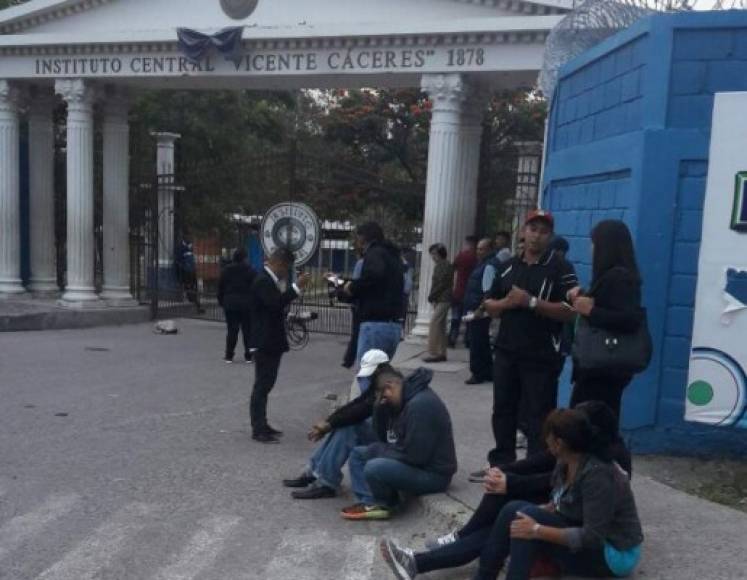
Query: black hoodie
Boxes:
[
  {"xmin": 347, "ymin": 241, "xmax": 404, "ymax": 322},
  {"xmin": 366, "ymin": 368, "xmax": 458, "ymax": 478}
]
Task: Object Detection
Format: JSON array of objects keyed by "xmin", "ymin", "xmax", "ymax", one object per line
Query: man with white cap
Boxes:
[{"xmin": 283, "ymin": 349, "xmax": 390, "ymax": 499}]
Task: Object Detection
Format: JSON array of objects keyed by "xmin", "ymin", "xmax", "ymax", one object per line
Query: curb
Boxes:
[{"xmin": 415, "ymin": 491, "xmax": 474, "ymax": 531}]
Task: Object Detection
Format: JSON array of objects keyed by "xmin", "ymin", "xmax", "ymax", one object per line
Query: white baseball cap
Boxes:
[{"xmin": 356, "ymin": 349, "xmax": 390, "ymax": 378}]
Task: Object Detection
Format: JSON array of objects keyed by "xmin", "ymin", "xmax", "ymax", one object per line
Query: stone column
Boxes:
[
  {"xmin": 28, "ymin": 90, "xmax": 59, "ymax": 295},
  {"xmin": 0, "ymin": 80, "xmax": 26, "ymax": 296},
  {"xmin": 56, "ymin": 78, "xmax": 100, "ymax": 306},
  {"xmin": 101, "ymin": 89, "xmax": 136, "ymax": 305},
  {"xmin": 411, "ymin": 74, "xmax": 485, "ymax": 338},
  {"xmin": 152, "ymin": 132, "xmax": 180, "ymax": 289}
]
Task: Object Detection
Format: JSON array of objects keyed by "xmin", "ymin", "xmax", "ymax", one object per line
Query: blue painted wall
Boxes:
[{"xmin": 543, "ymin": 11, "xmax": 747, "ymax": 454}]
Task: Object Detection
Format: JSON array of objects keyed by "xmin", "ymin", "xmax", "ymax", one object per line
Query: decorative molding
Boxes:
[
  {"xmin": 0, "ymin": 29, "xmax": 550, "ymax": 58},
  {"xmin": 421, "ymin": 73, "xmax": 475, "ymax": 114}
]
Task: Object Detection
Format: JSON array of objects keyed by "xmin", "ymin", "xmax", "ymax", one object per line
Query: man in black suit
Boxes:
[{"xmin": 249, "ymin": 247, "xmax": 311, "ymax": 443}]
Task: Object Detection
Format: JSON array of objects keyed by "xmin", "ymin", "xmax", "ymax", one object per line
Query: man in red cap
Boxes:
[{"xmin": 476, "ymin": 209, "xmax": 578, "ymax": 470}]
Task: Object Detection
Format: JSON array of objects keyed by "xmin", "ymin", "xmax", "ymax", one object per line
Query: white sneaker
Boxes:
[{"xmin": 424, "ymin": 530, "xmax": 458, "ymax": 551}]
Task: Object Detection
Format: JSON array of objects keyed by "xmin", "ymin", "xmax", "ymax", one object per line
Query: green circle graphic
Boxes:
[{"xmin": 687, "ymin": 380, "xmax": 715, "ymax": 406}]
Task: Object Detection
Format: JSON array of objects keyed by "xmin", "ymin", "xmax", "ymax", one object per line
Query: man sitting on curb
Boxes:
[
  {"xmin": 282, "ymin": 349, "xmax": 390, "ymax": 499},
  {"xmin": 341, "ymin": 366, "xmax": 457, "ymax": 521}
]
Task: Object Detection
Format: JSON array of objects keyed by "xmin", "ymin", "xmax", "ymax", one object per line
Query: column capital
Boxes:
[
  {"xmin": 421, "ymin": 74, "xmax": 473, "ymax": 113},
  {"xmin": 151, "ymin": 131, "xmax": 182, "ymax": 145},
  {"xmin": 0, "ymin": 80, "xmax": 21, "ymax": 115},
  {"xmin": 55, "ymin": 78, "xmax": 95, "ymax": 113}
]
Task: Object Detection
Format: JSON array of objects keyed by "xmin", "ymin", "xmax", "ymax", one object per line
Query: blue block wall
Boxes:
[{"xmin": 543, "ymin": 11, "xmax": 747, "ymax": 454}]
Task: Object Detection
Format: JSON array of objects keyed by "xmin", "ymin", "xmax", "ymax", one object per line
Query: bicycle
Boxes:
[{"xmin": 285, "ymin": 307, "xmax": 318, "ymax": 351}]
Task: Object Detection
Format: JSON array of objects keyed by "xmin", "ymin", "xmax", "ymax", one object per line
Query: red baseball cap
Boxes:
[{"xmin": 525, "ymin": 209, "xmax": 554, "ymax": 229}]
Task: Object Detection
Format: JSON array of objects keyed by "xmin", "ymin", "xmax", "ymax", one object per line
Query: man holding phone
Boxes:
[{"xmin": 249, "ymin": 247, "xmax": 311, "ymax": 443}]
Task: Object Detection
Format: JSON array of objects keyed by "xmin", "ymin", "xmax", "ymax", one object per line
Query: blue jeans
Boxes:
[
  {"xmin": 307, "ymin": 421, "xmax": 375, "ymax": 490},
  {"xmin": 356, "ymin": 321, "xmax": 401, "ymax": 391},
  {"xmin": 349, "ymin": 448, "xmax": 451, "ymax": 507}
]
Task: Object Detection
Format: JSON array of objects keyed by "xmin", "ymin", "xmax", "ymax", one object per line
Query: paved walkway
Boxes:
[{"xmin": 389, "ymin": 342, "xmax": 747, "ymax": 580}]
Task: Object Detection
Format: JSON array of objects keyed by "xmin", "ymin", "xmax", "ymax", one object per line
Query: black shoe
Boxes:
[
  {"xmin": 465, "ymin": 376, "xmax": 485, "ymax": 385},
  {"xmin": 291, "ymin": 484, "xmax": 336, "ymax": 499},
  {"xmin": 252, "ymin": 432, "xmax": 280, "ymax": 444},
  {"xmin": 265, "ymin": 425, "xmax": 283, "ymax": 436},
  {"xmin": 283, "ymin": 474, "xmax": 317, "ymax": 488},
  {"xmin": 244, "ymin": 354, "xmax": 254, "ymax": 364}
]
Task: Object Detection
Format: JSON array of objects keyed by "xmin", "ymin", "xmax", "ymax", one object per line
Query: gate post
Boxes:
[{"xmin": 411, "ymin": 73, "xmax": 485, "ymax": 339}]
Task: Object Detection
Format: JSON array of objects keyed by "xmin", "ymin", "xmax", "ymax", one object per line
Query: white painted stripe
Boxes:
[
  {"xmin": 153, "ymin": 515, "xmax": 241, "ymax": 580},
  {"xmin": 264, "ymin": 531, "xmax": 339, "ymax": 580},
  {"xmin": 340, "ymin": 535, "xmax": 376, "ymax": 580},
  {"xmin": 0, "ymin": 494, "xmax": 80, "ymax": 561},
  {"xmin": 37, "ymin": 502, "xmax": 153, "ymax": 580}
]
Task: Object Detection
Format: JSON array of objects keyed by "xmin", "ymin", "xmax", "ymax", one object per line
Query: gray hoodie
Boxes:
[{"xmin": 367, "ymin": 368, "xmax": 458, "ymax": 478}]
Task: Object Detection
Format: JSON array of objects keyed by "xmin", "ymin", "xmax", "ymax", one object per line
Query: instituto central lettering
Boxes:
[{"xmin": 31, "ymin": 46, "xmax": 485, "ymax": 77}]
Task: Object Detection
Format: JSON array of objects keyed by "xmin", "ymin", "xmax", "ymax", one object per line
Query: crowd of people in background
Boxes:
[{"xmin": 214, "ymin": 212, "xmax": 648, "ymax": 579}]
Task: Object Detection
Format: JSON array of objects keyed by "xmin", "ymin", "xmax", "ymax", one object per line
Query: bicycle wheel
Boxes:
[{"xmin": 287, "ymin": 320, "xmax": 310, "ymax": 350}]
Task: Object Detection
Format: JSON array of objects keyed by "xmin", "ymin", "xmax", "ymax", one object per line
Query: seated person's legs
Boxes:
[{"xmin": 364, "ymin": 457, "xmax": 451, "ymax": 508}]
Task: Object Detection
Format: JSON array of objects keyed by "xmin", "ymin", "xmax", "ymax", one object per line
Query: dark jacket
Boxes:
[
  {"xmin": 587, "ymin": 267, "xmax": 642, "ymax": 333},
  {"xmin": 365, "ymin": 368, "xmax": 457, "ymax": 478},
  {"xmin": 348, "ymin": 241, "xmax": 404, "ymax": 323},
  {"xmin": 249, "ymin": 269, "xmax": 299, "ymax": 354},
  {"xmin": 551, "ymin": 454, "xmax": 644, "ymax": 552},
  {"xmin": 500, "ymin": 440, "xmax": 632, "ymax": 500},
  {"xmin": 428, "ymin": 260, "xmax": 454, "ymax": 304},
  {"xmin": 217, "ymin": 262, "xmax": 256, "ymax": 311},
  {"xmin": 464, "ymin": 256, "xmax": 493, "ymax": 312},
  {"xmin": 327, "ymin": 385, "xmax": 377, "ymax": 430},
  {"xmin": 574, "ymin": 266, "xmax": 643, "ymax": 380}
]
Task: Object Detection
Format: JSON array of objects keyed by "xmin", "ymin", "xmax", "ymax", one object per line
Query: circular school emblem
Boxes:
[
  {"xmin": 261, "ymin": 202, "xmax": 321, "ymax": 266},
  {"xmin": 220, "ymin": 0, "xmax": 260, "ymax": 20}
]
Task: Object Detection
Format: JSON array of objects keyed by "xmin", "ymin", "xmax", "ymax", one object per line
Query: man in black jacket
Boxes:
[
  {"xmin": 282, "ymin": 349, "xmax": 390, "ymax": 499},
  {"xmin": 341, "ymin": 366, "xmax": 457, "ymax": 521},
  {"xmin": 341, "ymin": 222, "xmax": 404, "ymax": 391},
  {"xmin": 249, "ymin": 247, "xmax": 310, "ymax": 443},
  {"xmin": 218, "ymin": 248, "xmax": 256, "ymax": 364}
]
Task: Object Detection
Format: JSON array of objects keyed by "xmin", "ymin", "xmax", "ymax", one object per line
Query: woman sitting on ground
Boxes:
[{"xmin": 380, "ymin": 406, "xmax": 644, "ymax": 580}]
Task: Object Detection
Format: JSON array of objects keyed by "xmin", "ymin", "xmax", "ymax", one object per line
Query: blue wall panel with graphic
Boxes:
[{"xmin": 543, "ymin": 11, "xmax": 747, "ymax": 453}]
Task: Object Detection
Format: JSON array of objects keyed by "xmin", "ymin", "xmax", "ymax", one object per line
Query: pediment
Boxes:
[{"xmin": 0, "ymin": 0, "xmax": 568, "ymax": 35}]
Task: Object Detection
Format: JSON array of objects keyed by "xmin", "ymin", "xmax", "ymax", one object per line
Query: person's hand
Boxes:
[
  {"xmin": 307, "ymin": 421, "xmax": 331, "ymax": 442},
  {"xmin": 506, "ymin": 285, "xmax": 531, "ymax": 309},
  {"xmin": 572, "ymin": 296, "xmax": 594, "ymax": 316},
  {"xmin": 483, "ymin": 467, "xmax": 507, "ymax": 495},
  {"xmin": 297, "ymin": 273, "xmax": 312, "ymax": 290},
  {"xmin": 510, "ymin": 511, "xmax": 539, "ymax": 540},
  {"xmin": 539, "ymin": 502, "xmax": 556, "ymax": 513},
  {"xmin": 343, "ymin": 281, "xmax": 353, "ymax": 295},
  {"xmin": 566, "ymin": 286, "xmax": 582, "ymax": 302}
]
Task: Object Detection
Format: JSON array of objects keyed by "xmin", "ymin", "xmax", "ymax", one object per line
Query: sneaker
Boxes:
[
  {"xmin": 224, "ymin": 357, "xmax": 233, "ymax": 364},
  {"xmin": 380, "ymin": 537, "xmax": 417, "ymax": 580},
  {"xmin": 341, "ymin": 503, "xmax": 391, "ymax": 521},
  {"xmin": 424, "ymin": 530, "xmax": 458, "ymax": 551},
  {"xmin": 468, "ymin": 469, "xmax": 487, "ymax": 483},
  {"xmin": 244, "ymin": 356, "xmax": 254, "ymax": 364}
]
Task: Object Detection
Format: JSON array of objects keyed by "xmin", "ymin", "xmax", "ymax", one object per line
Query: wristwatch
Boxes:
[
  {"xmin": 529, "ymin": 296, "xmax": 538, "ymax": 310},
  {"xmin": 532, "ymin": 523, "xmax": 541, "ymax": 537}
]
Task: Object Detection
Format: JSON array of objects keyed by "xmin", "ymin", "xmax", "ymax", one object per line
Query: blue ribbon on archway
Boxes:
[{"xmin": 176, "ymin": 27, "xmax": 244, "ymax": 66}]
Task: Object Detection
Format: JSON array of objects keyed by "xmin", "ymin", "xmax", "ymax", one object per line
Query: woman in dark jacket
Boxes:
[
  {"xmin": 218, "ymin": 248, "xmax": 256, "ymax": 363},
  {"xmin": 379, "ymin": 402, "xmax": 636, "ymax": 580},
  {"xmin": 569, "ymin": 220, "xmax": 644, "ymax": 423}
]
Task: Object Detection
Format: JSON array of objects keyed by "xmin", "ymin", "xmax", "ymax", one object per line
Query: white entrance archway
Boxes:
[{"xmin": 0, "ymin": 0, "xmax": 569, "ymax": 323}]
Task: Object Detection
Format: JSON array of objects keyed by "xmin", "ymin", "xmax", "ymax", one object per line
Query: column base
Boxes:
[
  {"xmin": 0, "ymin": 280, "xmax": 27, "ymax": 296},
  {"xmin": 58, "ymin": 287, "xmax": 105, "ymax": 309},
  {"xmin": 100, "ymin": 287, "xmax": 138, "ymax": 307},
  {"xmin": 409, "ymin": 315, "xmax": 432, "ymax": 340},
  {"xmin": 29, "ymin": 279, "xmax": 59, "ymax": 297}
]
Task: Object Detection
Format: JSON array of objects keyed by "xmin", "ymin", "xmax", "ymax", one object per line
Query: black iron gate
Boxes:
[{"xmin": 130, "ymin": 151, "xmax": 423, "ymax": 335}]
